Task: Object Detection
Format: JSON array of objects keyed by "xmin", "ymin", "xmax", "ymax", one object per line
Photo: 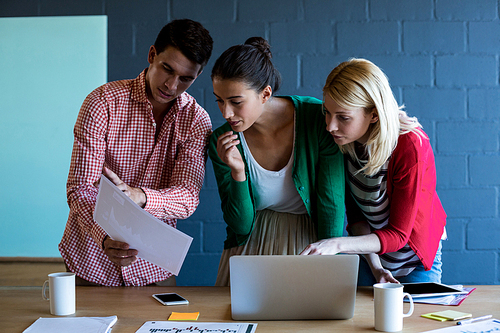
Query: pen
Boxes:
[{"xmin": 457, "ymin": 315, "xmax": 492, "ymax": 325}]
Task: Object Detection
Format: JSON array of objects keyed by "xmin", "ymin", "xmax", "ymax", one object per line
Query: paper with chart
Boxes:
[
  {"xmin": 93, "ymin": 175, "xmax": 192, "ymax": 275},
  {"xmin": 135, "ymin": 321, "xmax": 258, "ymax": 333},
  {"xmin": 421, "ymin": 319, "xmax": 500, "ymax": 333}
]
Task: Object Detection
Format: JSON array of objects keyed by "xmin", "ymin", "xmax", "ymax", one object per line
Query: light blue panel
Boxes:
[{"xmin": 0, "ymin": 16, "xmax": 107, "ymax": 257}]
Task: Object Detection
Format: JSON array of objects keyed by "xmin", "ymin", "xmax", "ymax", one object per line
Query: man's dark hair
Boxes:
[{"xmin": 154, "ymin": 19, "xmax": 213, "ymax": 68}]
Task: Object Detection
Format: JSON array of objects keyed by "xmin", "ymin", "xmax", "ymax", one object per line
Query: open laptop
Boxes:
[{"xmin": 229, "ymin": 254, "xmax": 359, "ymax": 320}]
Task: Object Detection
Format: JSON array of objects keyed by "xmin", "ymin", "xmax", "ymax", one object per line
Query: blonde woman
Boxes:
[{"xmin": 301, "ymin": 58, "xmax": 447, "ymax": 285}]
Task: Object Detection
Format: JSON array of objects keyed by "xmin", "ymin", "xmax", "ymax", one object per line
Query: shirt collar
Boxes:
[{"xmin": 130, "ymin": 69, "xmax": 149, "ymax": 104}]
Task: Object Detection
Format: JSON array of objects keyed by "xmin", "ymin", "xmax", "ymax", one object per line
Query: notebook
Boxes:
[{"xmin": 229, "ymin": 254, "xmax": 359, "ymax": 320}]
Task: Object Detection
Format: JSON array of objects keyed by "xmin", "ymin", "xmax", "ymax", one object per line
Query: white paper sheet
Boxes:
[
  {"xmin": 404, "ymin": 286, "xmax": 475, "ymax": 306},
  {"xmin": 23, "ymin": 316, "xmax": 117, "ymax": 333},
  {"xmin": 93, "ymin": 175, "xmax": 193, "ymax": 275},
  {"xmin": 135, "ymin": 321, "xmax": 258, "ymax": 333},
  {"xmin": 421, "ymin": 319, "xmax": 500, "ymax": 332}
]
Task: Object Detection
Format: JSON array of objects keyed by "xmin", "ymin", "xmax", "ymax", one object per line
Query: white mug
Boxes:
[
  {"xmin": 374, "ymin": 283, "xmax": 414, "ymax": 332},
  {"xmin": 42, "ymin": 272, "xmax": 76, "ymax": 316}
]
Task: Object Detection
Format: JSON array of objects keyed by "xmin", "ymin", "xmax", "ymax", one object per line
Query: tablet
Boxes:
[{"xmin": 402, "ymin": 282, "xmax": 468, "ymax": 298}]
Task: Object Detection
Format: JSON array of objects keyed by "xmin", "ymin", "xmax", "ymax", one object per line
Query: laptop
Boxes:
[{"xmin": 229, "ymin": 254, "xmax": 359, "ymax": 320}]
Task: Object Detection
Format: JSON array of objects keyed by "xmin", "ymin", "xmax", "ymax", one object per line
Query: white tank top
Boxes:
[{"xmin": 239, "ymin": 130, "xmax": 307, "ymax": 215}]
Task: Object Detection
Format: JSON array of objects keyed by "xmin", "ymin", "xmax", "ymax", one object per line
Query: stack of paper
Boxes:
[
  {"xmin": 23, "ymin": 316, "xmax": 117, "ymax": 333},
  {"xmin": 404, "ymin": 286, "xmax": 475, "ymax": 306}
]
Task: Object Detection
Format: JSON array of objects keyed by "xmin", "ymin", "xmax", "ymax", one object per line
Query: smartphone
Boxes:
[{"xmin": 152, "ymin": 293, "xmax": 189, "ymax": 306}]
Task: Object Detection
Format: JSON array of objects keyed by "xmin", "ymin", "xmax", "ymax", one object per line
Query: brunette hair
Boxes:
[
  {"xmin": 154, "ymin": 19, "xmax": 213, "ymax": 68},
  {"xmin": 211, "ymin": 37, "xmax": 281, "ymax": 94}
]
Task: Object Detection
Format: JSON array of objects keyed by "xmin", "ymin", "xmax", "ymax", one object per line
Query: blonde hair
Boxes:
[{"xmin": 323, "ymin": 58, "xmax": 424, "ymax": 176}]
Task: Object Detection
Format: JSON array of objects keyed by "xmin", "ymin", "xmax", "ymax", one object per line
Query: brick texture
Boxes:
[{"xmin": 2, "ymin": 0, "xmax": 499, "ymax": 285}]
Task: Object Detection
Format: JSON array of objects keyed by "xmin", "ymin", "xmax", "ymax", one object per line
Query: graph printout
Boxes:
[
  {"xmin": 135, "ymin": 321, "xmax": 258, "ymax": 333},
  {"xmin": 94, "ymin": 175, "xmax": 192, "ymax": 275}
]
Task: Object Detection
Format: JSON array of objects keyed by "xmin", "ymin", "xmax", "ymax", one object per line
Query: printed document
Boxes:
[
  {"xmin": 135, "ymin": 321, "xmax": 258, "ymax": 333},
  {"xmin": 93, "ymin": 175, "xmax": 193, "ymax": 275},
  {"xmin": 421, "ymin": 318, "xmax": 500, "ymax": 332}
]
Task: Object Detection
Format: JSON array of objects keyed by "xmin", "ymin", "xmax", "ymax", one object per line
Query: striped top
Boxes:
[{"xmin": 346, "ymin": 154, "xmax": 420, "ymax": 278}]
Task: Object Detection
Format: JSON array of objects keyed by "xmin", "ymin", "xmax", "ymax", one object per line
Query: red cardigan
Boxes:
[{"xmin": 346, "ymin": 130, "xmax": 447, "ymax": 271}]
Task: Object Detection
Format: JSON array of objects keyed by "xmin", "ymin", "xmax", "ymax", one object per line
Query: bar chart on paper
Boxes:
[{"xmin": 135, "ymin": 321, "xmax": 257, "ymax": 333}]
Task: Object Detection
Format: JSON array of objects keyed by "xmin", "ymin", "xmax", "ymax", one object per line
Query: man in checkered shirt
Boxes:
[{"xmin": 59, "ymin": 19, "xmax": 213, "ymax": 286}]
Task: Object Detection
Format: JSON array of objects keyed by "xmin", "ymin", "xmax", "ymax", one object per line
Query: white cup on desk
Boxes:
[
  {"xmin": 374, "ymin": 283, "xmax": 414, "ymax": 332},
  {"xmin": 42, "ymin": 272, "xmax": 76, "ymax": 316}
]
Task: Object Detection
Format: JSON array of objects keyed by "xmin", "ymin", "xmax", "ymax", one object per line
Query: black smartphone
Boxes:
[{"xmin": 152, "ymin": 293, "xmax": 189, "ymax": 306}]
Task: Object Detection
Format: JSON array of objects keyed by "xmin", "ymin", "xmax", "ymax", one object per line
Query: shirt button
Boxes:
[
  {"xmin": 299, "ymin": 186, "xmax": 304, "ymax": 191},
  {"xmin": 305, "ymin": 199, "xmax": 310, "ymax": 204}
]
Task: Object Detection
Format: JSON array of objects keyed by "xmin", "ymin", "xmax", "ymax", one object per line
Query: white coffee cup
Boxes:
[
  {"xmin": 42, "ymin": 272, "xmax": 76, "ymax": 316},
  {"xmin": 374, "ymin": 283, "xmax": 414, "ymax": 332}
]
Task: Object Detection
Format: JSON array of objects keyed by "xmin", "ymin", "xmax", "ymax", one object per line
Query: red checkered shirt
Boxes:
[{"xmin": 59, "ymin": 70, "xmax": 211, "ymax": 286}]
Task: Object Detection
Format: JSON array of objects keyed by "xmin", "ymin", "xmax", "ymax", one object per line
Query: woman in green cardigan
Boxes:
[{"xmin": 209, "ymin": 37, "xmax": 345, "ymax": 286}]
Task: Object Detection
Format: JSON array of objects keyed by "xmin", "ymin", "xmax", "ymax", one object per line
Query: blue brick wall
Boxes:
[{"xmin": 2, "ymin": 0, "xmax": 499, "ymax": 286}]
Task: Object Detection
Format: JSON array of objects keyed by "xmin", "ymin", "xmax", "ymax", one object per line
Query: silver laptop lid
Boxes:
[{"xmin": 230, "ymin": 254, "xmax": 359, "ymax": 320}]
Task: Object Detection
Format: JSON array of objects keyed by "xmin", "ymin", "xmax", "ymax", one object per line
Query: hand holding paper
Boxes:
[
  {"xmin": 102, "ymin": 236, "xmax": 138, "ymax": 267},
  {"xmin": 93, "ymin": 175, "xmax": 193, "ymax": 275},
  {"xmin": 102, "ymin": 167, "xmax": 146, "ymax": 208}
]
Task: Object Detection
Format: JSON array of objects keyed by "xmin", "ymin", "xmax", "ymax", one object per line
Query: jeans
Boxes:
[{"xmin": 357, "ymin": 241, "xmax": 443, "ymax": 286}]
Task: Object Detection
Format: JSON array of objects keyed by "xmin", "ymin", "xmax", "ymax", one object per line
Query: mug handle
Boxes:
[
  {"xmin": 42, "ymin": 280, "xmax": 50, "ymax": 301},
  {"xmin": 402, "ymin": 292, "xmax": 414, "ymax": 317}
]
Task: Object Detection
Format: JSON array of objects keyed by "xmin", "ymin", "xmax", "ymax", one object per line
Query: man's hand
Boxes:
[
  {"xmin": 102, "ymin": 167, "xmax": 147, "ymax": 208},
  {"xmin": 103, "ymin": 236, "xmax": 138, "ymax": 267}
]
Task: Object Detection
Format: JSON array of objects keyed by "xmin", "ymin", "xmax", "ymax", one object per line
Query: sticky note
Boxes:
[
  {"xmin": 422, "ymin": 310, "xmax": 472, "ymax": 321},
  {"xmin": 168, "ymin": 312, "xmax": 200, "ymax": 321},
  {"xmin": 421, "ymin": 313, "xmax": 449, "ymax": 322}
]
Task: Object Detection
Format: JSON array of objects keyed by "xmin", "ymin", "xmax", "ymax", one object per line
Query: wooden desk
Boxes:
[{"xmin": 2, "ymin": 286, "xmax": 499, "ymax": 332}]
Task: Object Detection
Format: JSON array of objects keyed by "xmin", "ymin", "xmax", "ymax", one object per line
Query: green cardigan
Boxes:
[{"xmin": 208, "ymin": 95, "xmax": 345, "ymax": 249}]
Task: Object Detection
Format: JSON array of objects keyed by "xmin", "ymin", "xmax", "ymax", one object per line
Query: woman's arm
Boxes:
[
  {"xmin": 351, "ymin": 222, "xmax": 399, "ymax": 284},
  {"xmin": 363, "ymin": 253, "xmax": 399, "ymax": 283},
  {"xmin": 300, "ymin": 232, "xmax": 381, "ymax": 255},
  {"xmin": 208, "ymin": 129, "xmax": 255, "ymax": 237},
  {"xmin": 301, "ymin": 186, "xmax": 380, "ymax": 255},
  {"xmin": 301, "ymin": 216, "xmax": 399, "ymax": 282}
]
